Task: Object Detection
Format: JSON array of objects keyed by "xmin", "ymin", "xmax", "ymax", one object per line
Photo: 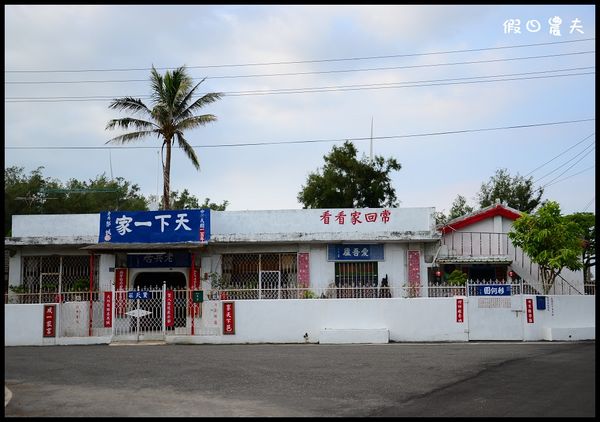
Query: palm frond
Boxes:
[
  {"xmin": 108, "ymin": 97, "xmax": 152, "ymax": 115},
  {"xmin": 175, "ymin": 133, "xmax": 200, "ymax": 170},
  {"xmin": 106, "ymin": 130, "xmax": 157, "ymax": 145},
  {"xmin": 176, "ymin": 115, "xmax": 217, "ymax": 131},
  {"xmin": 180, "ymin": 92, "xmax": 223, "ymax": 120},
  {"xmin": 105, "ymin": 117, "xmax": 156, "ymax": 131},
  {"xmin": 150, "ymin": 66, "xmax": 165, "ymax": 105}
]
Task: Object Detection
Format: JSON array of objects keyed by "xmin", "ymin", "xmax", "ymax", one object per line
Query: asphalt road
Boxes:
[{"xmin": 4, "ymin": 341, "xmax": 595, "ymax": 417}]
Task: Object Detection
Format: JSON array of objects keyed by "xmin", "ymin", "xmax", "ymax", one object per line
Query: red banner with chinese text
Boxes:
[
  {"xmin": 43, "ymin": 305, "xmax": 56, "ymax": 337},
  {"xmin": 297, "ymin": 253, "xmax": 310, "ymax": 287},
  {"xmin": 115, "ymin": 268, "xmax": 127, "ymax": 317},
  {"xmin": 526, "ymin": 298, "xmax": 534, "ymax": 323},
  {"xmin": 165, "ymin": 289, "xmax": 174, "ymax": 327},
  {"xmin": 103, "ymin": 291, "xmax": 112, "ymax": 328},
  {"xmin": 456, "ymin": 298, "xmax": 464, "ymax": 323},
  {"xmin": 408, "ymin": 250, "xmax": 421, "ymax": 286},
  {"xmin": 223, "ymin": 302, "xmax": 235, "ymax": 335}
]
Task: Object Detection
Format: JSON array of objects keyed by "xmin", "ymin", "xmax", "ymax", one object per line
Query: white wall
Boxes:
[
  {"xmin": 5, "ymin": 304, "xmax": 46, "ymax": 346},
  {"xmin": 4, "ymin": 295, "xmax": 595, "ymax": 346},
  {"xmin": 202, "ymin": 298, "xmax": 468, "ymax": 343},
  {"xmin": 12, "ymin": 214, "xmax": 99, "ymax": 237}
]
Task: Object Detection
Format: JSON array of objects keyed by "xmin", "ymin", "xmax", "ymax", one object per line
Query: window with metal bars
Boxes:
[
  {"xmin": 220, "ymin": 253, "xmax": 298, "ymax": 299},
  {"xmin": 334, "ymin": 262, "xmax": 379, "ymax": 298},
  {"xmin": 21, "ymin": 255, "xmax": 99, "ymax": 293}
]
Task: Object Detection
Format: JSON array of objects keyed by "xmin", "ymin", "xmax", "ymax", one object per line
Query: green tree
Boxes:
[
  {"xmin": 106, "ymin": 66, "xmax": 222, "ymax": 210},
  {"xmin": 477, "ymin": 168, "xmax": 544, "ymax": 213},
  {"xmin": 169, "ymin": 189, "xmax": 229, "ymax": 211},
  {"xmin": 4, "ymin": 167, "xmax": 149, "ymax": 235},
  {"xmin": 297, "ymin": 141, "xmax": 401, "ymax": 208},
  {"xmin": 508, "ymin": 201, "xmax": 583, "ymax": 294},
  {"xmin": 4, "ymin": 166, "xmax": 62, "ymax": 235},
  {"xmin": 434, "ymin": 194, "xmax": 475, "ymax": 225},
  {"xmin": 564, "ymin": 212, "xmax": 595, "ymax": 285}
]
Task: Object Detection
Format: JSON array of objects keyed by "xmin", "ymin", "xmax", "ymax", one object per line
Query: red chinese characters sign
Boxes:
[
  {"xmin": 456, "ymin": 298, "xmax": 464, "ymax": 323},
  {"xmin": 320, "ymin": 209, "xmax": 391, "ymax": 225},
  {"xmin": 297, "ymin": 253, "xmax": 310, "ymax": 287},
  {"xmin": 165, "ymin": 290, "xmax": 174, "ymax": 327},
  {"xmin": 189, "ymin": 268, "xmax": 201, "ymax": 318},
  {"xmin": 223, "ymin": 302, "xmax": 235, "ymax": 335},
  {"xmin": 43, "ymin": 305, "xmax": 56, "ymax": 337},
  {"xmin": 115, "ymin": 268, "xmax": 127, "ymax": 317},
  {"xmin": 407, "ymin": 250, "xmax": 421, "ymax": 285},
  {"xmin": 103, "ymin": 291, "xmax": 112, "ymax": 328},
  {"xmin": 526, "ymin": 298, "xmax": 534, "ymax": 323}
]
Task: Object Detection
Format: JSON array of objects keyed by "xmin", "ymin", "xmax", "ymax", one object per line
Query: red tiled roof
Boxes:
[{"xmin": 439, "ymin": 203, "xmax": 522, "ymax": 234}]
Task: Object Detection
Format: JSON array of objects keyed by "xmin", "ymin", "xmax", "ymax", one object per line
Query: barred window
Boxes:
[
  {"xmin": 21, "ymin": 255, "xmax": 99, "ymax": 293},
  {"xmin": 220, "ymin": 253, "xmax": 298, "ymax": 299},
  {"xmin": 334, "ymin": 262, "xmax": 379, "ymax": 298}
]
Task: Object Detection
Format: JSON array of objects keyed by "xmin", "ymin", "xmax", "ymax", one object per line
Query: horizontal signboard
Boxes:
[
  {"xmin": 327, "ymin": 244, "xmax": 384, "ymax": 261},
  {"xmin": 99, "ymin": 209, "xmax": 210, "ymax": 243}
]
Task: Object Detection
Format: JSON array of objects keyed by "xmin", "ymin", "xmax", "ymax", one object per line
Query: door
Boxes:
[{"xmin": 467, "ymin": 294, "xmax": 524, "ymax": 341}]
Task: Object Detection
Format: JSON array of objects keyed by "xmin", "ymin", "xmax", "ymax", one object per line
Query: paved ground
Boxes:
[{"xmin": 4, "ymin": 341, "xmax": 595, "ymax": 417}]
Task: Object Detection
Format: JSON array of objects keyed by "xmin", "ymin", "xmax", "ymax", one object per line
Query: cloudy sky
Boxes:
[{"xmin": 4, "ymin": 5, "xmax": 596, "ymax": 216}]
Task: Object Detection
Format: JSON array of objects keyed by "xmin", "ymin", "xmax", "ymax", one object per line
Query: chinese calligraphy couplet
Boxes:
[
  {"xmin": 43, "ymin": 305, "xmax": 56, "ymax": 337},
  {"xmin": 103, "ymin": 291, "xmax": 112, "ymax": 328},
  {"xmin": 115, "ymin": 268, "xmax": 127, "ymax": 317},
  {"xmin": 456, "ymin": 299, "xmax": 464, "ymax": 323},
  {"xmin": 165, "ymin": 290, "xmax": 174, "ymax": 328},
  {"xmin": 526, "ymin": 298, "xmax": 534, "ymax": 323},
  {"xmin": 223, "ymin": 301, "xmax": 235, "ymax": 335}
]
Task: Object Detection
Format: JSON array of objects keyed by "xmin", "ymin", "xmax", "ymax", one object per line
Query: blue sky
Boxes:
[{"xmin": 4, "ymin": 5, "xmax": 596, "ymax": 215}]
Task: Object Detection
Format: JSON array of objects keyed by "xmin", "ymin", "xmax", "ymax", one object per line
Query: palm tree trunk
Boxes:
[{"xmin": 162, "ymin": 140, "xmax": 172, "ymax": 210}]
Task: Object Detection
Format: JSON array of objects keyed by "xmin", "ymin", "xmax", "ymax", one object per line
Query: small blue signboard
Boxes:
[
  {"xmin": 327, "ymin": 244, "xmax": 384, "ymax": 261},
  {"xmin": 475, "ymin": 284, "xmax": 511, "ymax": 296},
  {"xmin": 99, "ymin": 209, "xmax": 210, "ymax": 244},
  {"xmin": 127, "ymin": 252, "xmax": 191, "ymax": 268},
  {"xmin": 128, "ymin": 291, "xmax": 151, "ymax": 300}
]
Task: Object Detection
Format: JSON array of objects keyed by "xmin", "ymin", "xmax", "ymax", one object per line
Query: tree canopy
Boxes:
[
  {"xmin": 564, "ymin": 212, "xmax": 595, "ymax": 284},
  {"xmin": 106, "ymin": 65, "xmax": 222, "ymax": 210},
  {"xmin": 297, "ymin": 141, "xmax": 401, "ymax": 209},
  {"xmin": 477, "ymin": 168, "xmax": 544, "ymax": 213},
  {"xmin": 4, "ymin": 166, "xmax": 228, "ymax": 236},
  {"xmin": 508, "ymin": 201, "xmax": 583, "ymax": 294},
  {"xmin": 434, "ymin": 194, "xmax": 474, "ymax": 225}
]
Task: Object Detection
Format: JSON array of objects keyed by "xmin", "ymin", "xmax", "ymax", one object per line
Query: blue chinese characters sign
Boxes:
[
  {"xmin": 475, "ymin": 284, "xmax": 511, "ymax": 296},
  {"xmin": 327, "ymin": 244, "xmax": 384, "ymax": 261},
  {"xmin": 99, "ymin": 209, "xmax": 210, "ymax": 243}
]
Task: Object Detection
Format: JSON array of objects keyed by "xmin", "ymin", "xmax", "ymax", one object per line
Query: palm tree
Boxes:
[{"xmin": 106, "ymin": 66, "xmax": 222, "ymax": 210}]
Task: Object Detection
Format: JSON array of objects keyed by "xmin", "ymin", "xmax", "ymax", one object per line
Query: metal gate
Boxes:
[
  {"xmin": 260, "ymin": 271, "xmax": 280, "ymax": 299},
  {"xmin": 467, "ymin": 295, "xmax": 525, "ymax": 340},
  {"xmin": 113, "ymin": 285, "xmax": 165, "ymax": 341}
]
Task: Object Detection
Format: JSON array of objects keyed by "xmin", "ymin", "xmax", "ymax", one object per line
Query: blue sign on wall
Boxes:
[
  {"xmin": 99, "ymin": 209, "xmax": 210, "ymax": 243},
  {"xmin": 128, "ymin": 291, "xmax": 151, "ymax": 300},
  {"xmin": 327, "ymin": 244, "xmax": 384, "ymax": 261},
  {"xmin": 475, "ymin": 284, "xmax": 512, "ymax": 296},
  {"xmin": 127, "ymin": 252, "xmax": 191, "ymax": 268}
]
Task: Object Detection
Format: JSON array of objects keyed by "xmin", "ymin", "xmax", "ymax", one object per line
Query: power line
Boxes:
[
  {"xmin": 4, "ymin": 51, "xmax": 595, "ymax": 85},
  {"xmin": 5, "ymin": 37, "xmax": 595, "ymax": 74},
  {"xmin": 5, "ymin": 118, "xmax": 595, "ymax": 150},
  {"xmin": 525, "ymin": 132, "xmax": 595, "ymax": 177},
  {"xmin": 541, "ymin": 148, "xmax": 596, "ymax": 188},
  {"xmin": 532, "ymin": 140, "xmax": 596, "ymax": 184},
  {"xmin": 542, "ymin": 165, "xmax": 595, "ymax": 188},
  {"xmin": 6, "ymin": 66, "xmax": 594, "ymax": 101},
  {"xmin": 4, "ymin": 70, "xmax": 595, "ymax": 103},
  {"xmin": 582, "ymin": 197, "xmax": 595, "ymax": 211}
]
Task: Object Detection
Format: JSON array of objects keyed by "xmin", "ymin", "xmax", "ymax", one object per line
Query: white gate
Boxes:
[
  {"xmin": 467, "ymin": 295, "xmax": 524, "ymax": 341},
  {"xmin": 113, "ymin": 285, "xmax": 165, "ymax": 341}
]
